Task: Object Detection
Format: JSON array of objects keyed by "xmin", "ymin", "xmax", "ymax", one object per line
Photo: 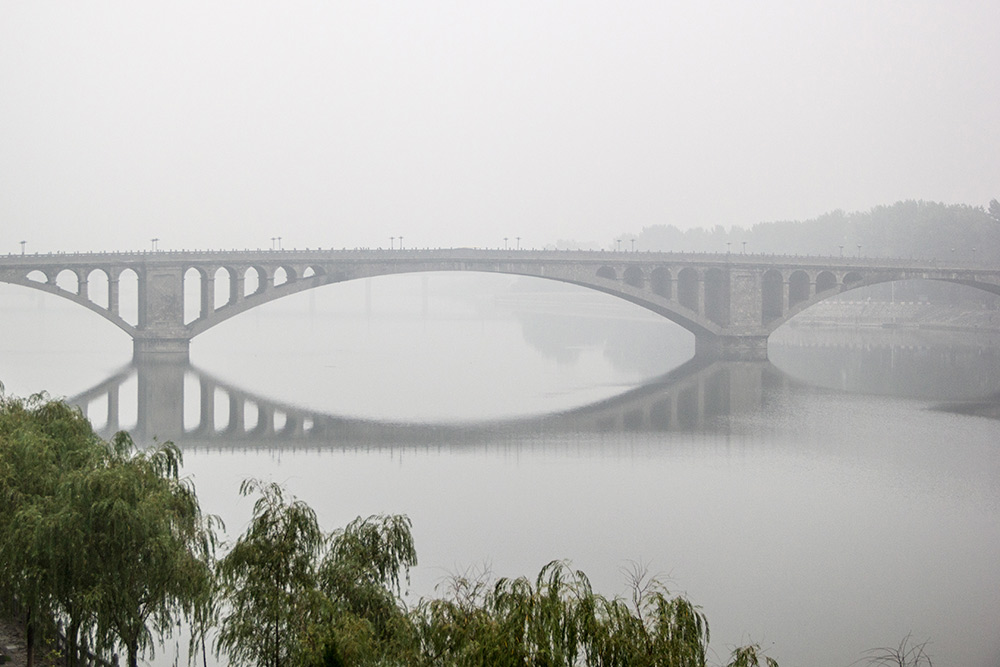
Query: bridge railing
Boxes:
[{"xmin": 2, "ymin": 246, "xmax": 991, "ymax": 268}]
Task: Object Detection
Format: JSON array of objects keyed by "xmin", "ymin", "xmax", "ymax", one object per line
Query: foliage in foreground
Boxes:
[
  {"xmin": 216, "ymin": 478, "xmax": 777, "ymax": 667},
  {"xmin": 0, "ymin": 388, "xmax": 218, "ymax": 667},
  {"xmin": 861, "ymin": 634, "xmax": 933, "ymax": 667}
]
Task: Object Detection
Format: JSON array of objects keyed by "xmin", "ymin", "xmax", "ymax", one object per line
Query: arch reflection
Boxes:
[
  {"xmin": 69, "ymin": 357, "xmax": 789, "ymax": 448},
  {"xmin": 67, "ymin": 330, "xmax": 1000, "ymax": 449}
]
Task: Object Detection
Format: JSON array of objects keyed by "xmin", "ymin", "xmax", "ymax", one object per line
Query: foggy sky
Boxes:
[{"xmin": 2, "ymin": 1, "xmax": 998, "ymax": 254}]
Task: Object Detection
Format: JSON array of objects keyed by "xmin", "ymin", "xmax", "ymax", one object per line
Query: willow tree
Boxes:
[
  {"xmin": 411, "ymin": 560, "xmax": 777, "ymax": 667},
  {"xmin": 216, "ymin": 479, "xmax": 327, "ymax": 667},
  {"xmin": 0, "ymin": 390, "xmax": 106, "ymax": 667},
  {"xmin": 76, "ymin": 434, "xmax": 218, "ymax": 667},
  {"xmin": 313, "ymin": 513, "xmax": 419, "ymax": 665}
]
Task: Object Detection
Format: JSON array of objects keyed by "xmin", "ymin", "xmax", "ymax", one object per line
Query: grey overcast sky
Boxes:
[{"xmin": 2, "ymin": 1, "xmax": 998, "ymax": 253}]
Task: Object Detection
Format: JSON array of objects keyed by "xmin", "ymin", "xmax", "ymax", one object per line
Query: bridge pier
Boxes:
[
  {"xmin": 133, "ymin": 337, "xmax": 191, "ymax": 362},
  {"xmin": 695, "ymin": 335, "xmax": 769, "ymax": 361}
]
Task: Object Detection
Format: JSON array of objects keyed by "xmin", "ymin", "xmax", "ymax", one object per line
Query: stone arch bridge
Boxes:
[{"xmin": 2, "ymin": 249, "xmax": 997, "ymax": 360}]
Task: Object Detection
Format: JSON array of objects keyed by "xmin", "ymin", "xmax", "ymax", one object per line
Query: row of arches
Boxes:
[
  {"xmin": 181, "ymin": 264, "xmax": 323, "ymax": 324},
  {"xmin": 19, "ymin": 262, "xmax": 329, "ymax": 329},
  {"xmin": 25, "ymin": 267, "xmax": 140, "ymax": 326},
  {"xmin": 595, "ymin": 264, "xmax": 733, "ymax": 325},
  {"xmin": 594, "ymin": 264, "xmax": 866, "ymax": 326},
  {"xmin": 761, "ymin": 268, "xmax": 863, "ymax": 322}
]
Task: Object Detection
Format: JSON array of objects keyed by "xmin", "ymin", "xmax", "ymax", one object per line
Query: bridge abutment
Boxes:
[{"xmin": 695, "ymin": 335, "xmax": 769, "ymax": 361}]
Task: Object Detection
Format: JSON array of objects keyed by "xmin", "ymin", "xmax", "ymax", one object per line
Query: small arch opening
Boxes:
[
  {"xmin": 762, "ymin": 269, "xmax": 783, "ymax": 323},
  {"xmin": 623, "ymin": 266, "xmax": 645, "ymax": 288},
  {"xmin": 704, "ymin": 268, "xmax": 729, "ymax": 325},
  {"xmin": 650, "ymin": 267, "xmax": 671, "ymax": 298},
  {"xmin": 596, "ymin": 266, "xmax": 617, "ymax": 280},
  {"xmin": 117, "ymin": 269, "xmax": 139, "ymax": 326},
  {"xmin": 184, "ymin": 268, "xmax": 203, "ymax": 324},
  {"xmin": 843, "ymin": 271, "xmax": 864, "ymax": 287},
  {"xmin": 789, "ymin": 271, "xmax": 810, "ymax": 308},
  {"xmin": 56, "ymin": 269, "xmax": 79, "ymax": 294},
  {"xmin": 87, "ymin": 269, "xmax": 110, "ymax": 309},
  {"xmin": 816, "ymin": 271, "xmax": 837, "ymax": 293},
  {"xmin": 244, "ymin": 267, "xmax": 261, "ymax": 296},
  {"xmin": 214, "ymin": 267, "xmax": 232, "ymax": 309},
  {"xmin": 273, "ymin": 267, "xmax": 289, "ymax": 286},
  {"xmin": 27, "ymin": 270, "xmax": 47, "ymax": 283},
  {"xmin": 677, "ymin": 268, "xmax": 698, "ymax": 311}
]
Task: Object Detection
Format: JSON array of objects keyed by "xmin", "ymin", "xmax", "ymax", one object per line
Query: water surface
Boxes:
[{"xmin": 1, "ymin": 275, "xmax": 998, "ymax": 667}]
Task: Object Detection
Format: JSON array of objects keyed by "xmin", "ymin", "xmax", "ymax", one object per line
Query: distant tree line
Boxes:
[
  {"xmin": 608, "ymin": 200, "xmax": 999, "ymax": 264},
  {"xmin": 0, "ymin": 388, "xmax": 929, "ymax": 667}
]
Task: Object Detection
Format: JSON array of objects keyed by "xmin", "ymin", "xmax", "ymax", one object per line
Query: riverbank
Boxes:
[
  {"xmin": 787, "ymin": 299, "xmax": 1000, "ymax": 332},
  {"xmin": 0, "ymin": 615, "xmax": 75, "ymax": 667}
]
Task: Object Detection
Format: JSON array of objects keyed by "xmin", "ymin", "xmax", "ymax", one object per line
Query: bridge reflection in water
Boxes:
[
  {"xmin": 69, "ymin": 357, "xmax": 789, "ymax": 448},
  {"xmin": 67, "ymin": 332, "xmax": 1000, "ymax": 449}
]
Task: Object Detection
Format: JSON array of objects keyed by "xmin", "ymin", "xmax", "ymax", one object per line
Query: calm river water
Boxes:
[{"xmin": 1, "ymin": 273, "xmax": 998, "ymax": 667}]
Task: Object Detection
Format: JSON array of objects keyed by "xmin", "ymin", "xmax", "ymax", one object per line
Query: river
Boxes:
[{"xmin": 1, "ymin": 273, "xmax": 998, "ymax": 667}]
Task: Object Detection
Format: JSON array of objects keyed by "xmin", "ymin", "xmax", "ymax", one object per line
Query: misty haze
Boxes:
[{"xmin": 1, "ymin": 3, "xmax": 999, "ymax": 667}]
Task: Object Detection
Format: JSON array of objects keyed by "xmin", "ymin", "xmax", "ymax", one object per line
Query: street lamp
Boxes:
[
  {"xmin": 20, "ymin": 240, "xmax": 25, "ymax": 256},
  {"xmin": 151, "ymin": 238, "xmax": 159, "ymax": 252},
  {"xmin": 972, "ymin": 247, "xmax": 977, "ymax": 262},
  {"xmin": 271, "ymin": 237, "xmax": 276, "ymax": 250},
  {"xmin": 839, "ymin": 245, "xmax": 844, "ymax": 257},
  {"xmin": 726, "ymin": 242, "xmax": 731, "ymax": 254},
  {"xmin": 504, "ymin": 237, "xmax": 508, "ymax": 250},
  {"xmin": 616, "ymin": 239, "xmax": 622, "ymax": 252},
  {"xmin": 399, "ymin": 236, "xmax": 404, "ymax": 249},
  {"xmin": 390, "ymin": 236, "xmax": 395, "ymax": 250},
  {"xmin": 857, "ymin": 244, "xmax": 862, "ymax": 258},
  {"xmin": 277, "ymin": 236, "xmax": 282, "ymax": 250},
  {"xmin": 516, "ymin": 236, "xmax": 521, "ymax": 250},
  {"xmin": 742, "ymin": 241, "xmax": 747, "ymax": 254}
]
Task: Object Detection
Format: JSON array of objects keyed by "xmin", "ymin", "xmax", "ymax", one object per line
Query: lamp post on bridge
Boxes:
[
  {"xmin": 20, "ymin": 240, "xmax": 25, "ymax": 256},
  {"xmin": 857, "ymin": 244, "xmax": 862, "ymax": 258},
  {"xmin": 504, "ymin": 237, "xmax": 508, "ymax": 250},
  {"xmin": 516, "ymin": 236, "xmax": 520, "ymax": 250},
  {"xmin": 277, "ymin": 236, "xmax": 282, "ymax": 250},
  {"xmin": 726, "ymin": 242, "xmax": 731, "ymax": 254},
  {"xmin": 742, "ymin": 241, "xmax": 747, "ymax": 254},
  {"xmin": 390, "ymin": 236, "xmax": 395, "ymax": 250},
  {"xmin": 839, "ymin": 245, "xmax": 844, "ymax": 257},
  {"xmin": 616, "ymin": 239, "xmax": 622, "ymax": 252},
  {"xmin": 151, "ymin": 238, "xmax": 159, "ymax": 252},
  {"xmin": 399, "ymin": 236, "xmax": 404, "ymax": 249},
  {"xmin": 271, "ymin": 237, "xmax": 276, "ymax": 250}
]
